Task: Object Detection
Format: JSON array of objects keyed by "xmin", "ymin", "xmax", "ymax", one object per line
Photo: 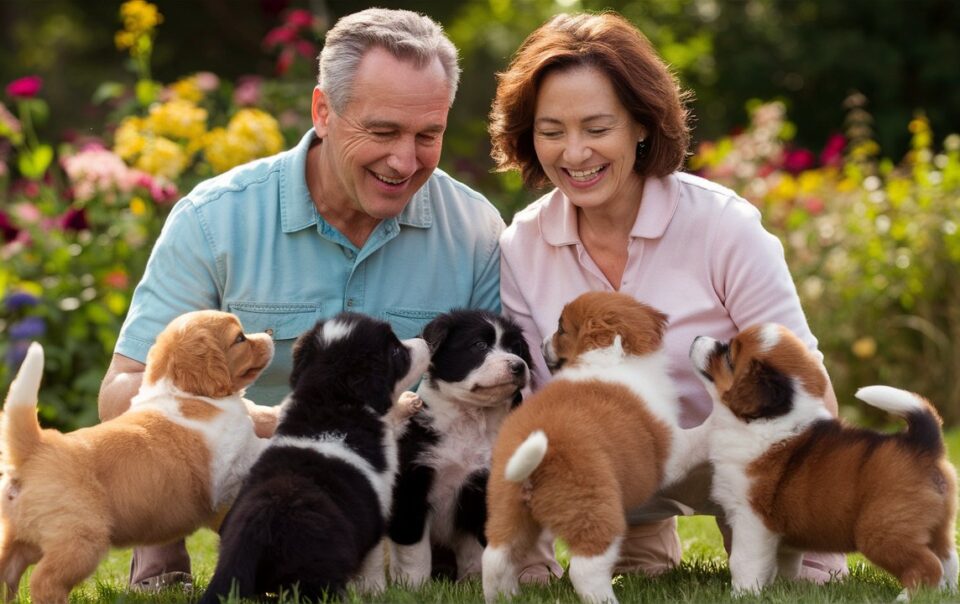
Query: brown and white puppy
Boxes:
[
  {"xmin": 482, "ymin": 292, "xmax": 709, "ymax": 604},
  {"xmin": 0, "ymin": 310, "xmax": 274, "ymax": 604},
  {"xmin": 691, "ymin": 323, "xmax": 958, "ymax": 598}
]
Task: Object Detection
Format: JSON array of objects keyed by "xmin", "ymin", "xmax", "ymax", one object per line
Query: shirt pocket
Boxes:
[
  {"xmin": 227, "ymin": 302, "xmax": 324, "ymax": 341},
  {"xmin": 382, "ymin": 307, "xmax": 443, "ymax": 341}
]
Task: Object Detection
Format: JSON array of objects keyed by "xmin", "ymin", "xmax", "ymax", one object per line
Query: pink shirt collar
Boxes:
[{"xmin": 539, "ymin": 174, "xmax": 681, "ymax": 246}]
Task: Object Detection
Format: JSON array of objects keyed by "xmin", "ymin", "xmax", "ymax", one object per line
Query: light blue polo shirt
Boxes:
[{"xmin": 116, "ymin": 130, "xmax": 504, "ymax": 404}]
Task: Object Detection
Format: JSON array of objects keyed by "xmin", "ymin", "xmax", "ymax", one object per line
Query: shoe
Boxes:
[{"xmin": 131, "ymin": 571, "xmax": 194, "ymax": 593}]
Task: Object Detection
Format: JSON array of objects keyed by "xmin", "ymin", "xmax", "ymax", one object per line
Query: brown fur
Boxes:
[
  {"xmin": 709, "ymin": 324, "xmax": 958, "ymax": 592},
  {"xmin": 0, "ymin": 310, "xmax": 272, "ymax": 604},
  {"xmin": 486, "ymin": 293, "xmax": 673, "ymax": 561}
]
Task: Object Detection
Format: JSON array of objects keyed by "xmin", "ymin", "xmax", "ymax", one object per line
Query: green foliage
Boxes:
[{"xmin": 692, "ymin": 99, "xmax": 960, "ymax": 425}]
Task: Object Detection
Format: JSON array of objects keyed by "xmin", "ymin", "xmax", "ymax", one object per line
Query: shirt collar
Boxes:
[
  {"xmin": 281, "ymin": 129, "xmax": 433, "ymax": 233},
  {"xmin": 539, "ymin": 173, "xmax": 680, "ymax": 246}
]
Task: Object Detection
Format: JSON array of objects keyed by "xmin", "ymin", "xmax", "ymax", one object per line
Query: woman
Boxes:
[{"xmin": 490, "ymin": 12, "xmax": 846, "ymax": 581}]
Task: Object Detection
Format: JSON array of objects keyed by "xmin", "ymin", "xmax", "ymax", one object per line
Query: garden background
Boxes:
[{"xmin": 1, "ymin": 0, "xmax": 958, "ymax": 431}]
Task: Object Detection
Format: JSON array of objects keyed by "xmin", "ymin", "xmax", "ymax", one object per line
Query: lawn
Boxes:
[{"xmin": 13, "ymin": 430, "xmax": 960, "ymax": 603}]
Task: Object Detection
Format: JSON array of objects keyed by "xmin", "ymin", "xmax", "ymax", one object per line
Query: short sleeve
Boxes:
[{"xmin": 115, "ymin": 199, "xmax": 221, "ymax": 362}]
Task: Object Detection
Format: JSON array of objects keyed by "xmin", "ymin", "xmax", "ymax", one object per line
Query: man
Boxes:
[{"xmin": 98, "ymin": 8, "xmax": 506, "ymax": 589}]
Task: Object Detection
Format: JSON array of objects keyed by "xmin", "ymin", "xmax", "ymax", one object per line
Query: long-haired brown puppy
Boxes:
[
  {"xmin": 691, "ymin": 323, "xmax": 958, "ymax": 598},
  {"xmin": 482, "ymin": 292, "xmax": 709, "ymax": 604},
  {"xmin": 0, "ymin": 310, "xmax": 274, "ymax": 604}
]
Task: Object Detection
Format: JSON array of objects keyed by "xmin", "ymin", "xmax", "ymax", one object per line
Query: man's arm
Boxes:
[{"xmin": 98, "ymin": 353, "xmax": 146, "ymax": 421}]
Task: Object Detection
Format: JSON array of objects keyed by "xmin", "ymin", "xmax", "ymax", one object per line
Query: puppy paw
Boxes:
[{"xmin": 397, "ymin": 391, "xmax": 423, "ymax": 417}]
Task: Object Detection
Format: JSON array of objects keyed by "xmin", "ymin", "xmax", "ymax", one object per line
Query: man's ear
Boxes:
[{"xmin": 312, "ymin": 86, "xmax": 331, "ymax": 137}]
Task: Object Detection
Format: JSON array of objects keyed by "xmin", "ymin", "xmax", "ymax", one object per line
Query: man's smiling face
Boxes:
[{"xmin": 312, "ymin": 46, "xmax": 451, "ymax": 222}]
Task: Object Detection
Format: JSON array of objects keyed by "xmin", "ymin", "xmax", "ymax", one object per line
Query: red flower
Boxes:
[
  {"xmin": 263, "ymin": 26, "xmax": 297, "ymax": 49},
  {"xmin": 6, "ymin": 76, "xmax": 43, "ymax": 99},
  {"xmin": 819, "ymin": 133, "xmax": 846, "ymax": 168},
  {"xmin": 804, "ymin": 197, "xmax": 825, "ymax": 215},
  {"xmin": 285, "ymin": 9, "xmax": 314, "ymax": 29},
  {"xmin": 0, "ymin": 210, "xmax": 19, "ymax": 242},
  {"xmin": 60, "ymin": 207, "xmax": 89, "ymax": 232}
]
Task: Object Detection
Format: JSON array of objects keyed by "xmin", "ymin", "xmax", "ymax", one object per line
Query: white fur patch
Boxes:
[
  {"xmin": 505, "ymin": 431, "xmax": 547, "ymax": 482},
  {"xmin": 130, "ymin": 378, "xmax": 265, "ymax": 507},
  {"xmin": 855, "ymin": 385, "xmax": 923, "ymax": 417},
  {"xmin": 940, "ymin": 547, "xmax": 959, "ymax": 591},
  {"xmin": 482, "ymin": 544, "xmax": 519, "ymax": 603},
  {"xmin": 758, "ymin": 323, "xmax": 781, "ymax": 352},
  {"xmin": 568, "ymin": 537, "xmax": 622, "ymax": 604},
  {"xmin": 321, "ymin": 319, "xmax": 354, "ymax": 344},
  {"xmin": 269, "ymin": 433, "xmax": 396, "ymax": 517}
]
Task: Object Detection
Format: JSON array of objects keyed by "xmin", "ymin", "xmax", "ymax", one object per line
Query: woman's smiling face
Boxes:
[{"xmin": 532, "ymin": 65, "xmax": 647, "ymax": 211}]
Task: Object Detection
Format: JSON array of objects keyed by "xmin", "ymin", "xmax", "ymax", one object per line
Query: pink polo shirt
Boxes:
[{"xmin": 500, "ymin": 171, "xmax": 821, "ymax": 428}]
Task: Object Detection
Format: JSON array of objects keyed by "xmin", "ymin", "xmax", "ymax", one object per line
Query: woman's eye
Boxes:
[{"xmin": 587, "ymin": 128, "xmax": 609, "ymax": 135}]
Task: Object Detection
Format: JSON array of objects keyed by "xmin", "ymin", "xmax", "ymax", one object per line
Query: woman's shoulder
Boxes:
[{"xmin": 672, "ymin": 172, "xmax": 760, "ymax": 223}]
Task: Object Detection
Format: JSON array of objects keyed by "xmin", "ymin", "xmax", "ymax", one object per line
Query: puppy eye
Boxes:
[
  {"xmin": 235, "ymin": 333, "xmax": 246, "ymax": 344},
  {"xmin": 556, "ymin": 318, "xmax": 565, "ymax": 336},
  {"xmin": 473, "ymin": 341, "xmax": 489, "ymax": 352}
]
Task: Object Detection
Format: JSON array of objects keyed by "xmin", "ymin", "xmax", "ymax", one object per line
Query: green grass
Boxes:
[{"xmin": 13, "ymin": 429, "xmax": 960, "ymax": 602}]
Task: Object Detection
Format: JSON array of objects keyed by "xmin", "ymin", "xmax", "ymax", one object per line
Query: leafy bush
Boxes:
[
  {"xmin": 0, "ymin": 1, "xmax": 290, "ymax": 429},
  {"xmin": 691, "ymin": 98, "xmax": 960, "ymax": 424}
]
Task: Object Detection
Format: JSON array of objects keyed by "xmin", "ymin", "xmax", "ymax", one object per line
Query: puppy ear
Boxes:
[
  {"xmin": 421, "ymin": 314, "xmax": 451, "ymax": 354},
  {"xmin": 578, "ymin": 316, "xmax": 616, "ymax": 350},
  {"xmin": 155, "ymin": 328, "xmax": 233, "ymax": 398},
  {"xmin": 726, "ymin": 360, "xmax": 794, "ymax": 421},
  {"xmin": 290, "ymin": 323, "xmax": 322, "ymax": 389}
]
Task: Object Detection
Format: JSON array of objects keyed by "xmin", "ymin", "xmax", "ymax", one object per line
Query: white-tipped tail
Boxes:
[
  {"xmin": 855, "ymin": 385, "xmax": 923, "ymax": 417},
  {"xmin": 5, "ymin": 342, "xmax": 44, "ymax": 410},
  {"xmin": 505, "ymin": 430, "xmax": 548, "ymax": 482}
]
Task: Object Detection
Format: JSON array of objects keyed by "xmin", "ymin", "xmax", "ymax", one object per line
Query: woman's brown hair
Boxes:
[{"xmin": 489, "ymin": 12, "xmax": 692, "ymax": 189}]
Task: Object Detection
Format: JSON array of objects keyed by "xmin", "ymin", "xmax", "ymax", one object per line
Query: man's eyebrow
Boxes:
[{"xmin": 362, "ymin": 120, "xmax": 445, "ymax": 134}]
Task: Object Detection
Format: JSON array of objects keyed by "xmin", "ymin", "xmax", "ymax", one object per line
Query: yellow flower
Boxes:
[
  {"xmin": 135, "ymin": 137, "xmax": 187, "ymax": 180},
  {"xmin": 170, "ymin": 76, "xmax": 204, "ymax": 103},
  {"xmin": 120, "ymin": 0, "xmax": 163, "ymax": 37},
  {"xmin": 851, "ymin": 337, "xmax": 877, "ymax": 359},
  {"xmin": 147, "ymin": 99, "xmax": 207, "ymax": 144},
  {"xmin": 204, "ymin": 109, "xmax": 284, "ymax": 174},
  {"xmin": 113, "ymin": 116, "xmax": 146, "ymax": 160},
  {"xmin": 769, "ymin": 174, "xmax": 798, "ymax": 201},
  {"xmin": 130, "ymin": 196, "xmax": 147, "ymax": 216}
]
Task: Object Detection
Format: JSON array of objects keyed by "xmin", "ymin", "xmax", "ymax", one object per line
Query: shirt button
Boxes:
[
  {"xmin": 346, "ymin": 299, "xmax": 355, "ymax": 308},
  {"xmin": 344, "ymin": 249, "xmax": 355, "ymax": 260}
]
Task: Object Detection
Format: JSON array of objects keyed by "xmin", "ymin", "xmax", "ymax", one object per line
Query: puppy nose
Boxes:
[{"xmin": 509, "ymin": 360, "xmax": 526, "ymax": 376}]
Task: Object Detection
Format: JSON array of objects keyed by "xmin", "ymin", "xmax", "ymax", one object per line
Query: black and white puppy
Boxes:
[
  {"xmin": 199, "ymin": 312, "xmax": 429, "ymax": 603},
  {"xmin": 388, "ymin": 310, "xmax": 531, "ymax": 586}
]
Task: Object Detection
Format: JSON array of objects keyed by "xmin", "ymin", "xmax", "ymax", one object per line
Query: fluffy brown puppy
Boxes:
[
  {"xmin": 0, "ymin": 310, "xmax": 273, "ymax": 604},
  {"xmin": 691, "ymin": 323, "xmax": 958, "ymax": 598},
  {"xmin": 482, "ymin": 292, "xmax": 709, "ymax": 604}
]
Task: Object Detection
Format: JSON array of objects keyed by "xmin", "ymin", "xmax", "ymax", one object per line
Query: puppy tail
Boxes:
[
  {"xmin": 3, "ymin": 342, "xmax": 44, "ymax": 465},
  {"xmin": 855, "ymin": 385, "xmax": 944, "ymax": 456},
  {"xmin": 505, "ymin": 430, "xmax": 548, "ymax": 482}
]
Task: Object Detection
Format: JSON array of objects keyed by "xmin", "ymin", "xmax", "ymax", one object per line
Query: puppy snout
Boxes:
[{"xmin": 509, "ymin": 359, "xmax": 526, "ymax": 376}]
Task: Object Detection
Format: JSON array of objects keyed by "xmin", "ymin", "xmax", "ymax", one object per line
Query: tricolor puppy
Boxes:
[
  {"xmin": 691, "ymin": 323, "xmax": 958, "ymax": 597},
  {"xmin": 482, "ymin": 292, "xmax": 709, "ymax": 604},
  {"xmin": 0, "ymin": 310, "xmax": 274, "ymax": 604},
  {"xmin": 200, "ymin": 312, "xmax": 430, "ymax": 604},
  {"xmin": 389, "ymin": 310, "xmax": 531, "ymax": 586}
]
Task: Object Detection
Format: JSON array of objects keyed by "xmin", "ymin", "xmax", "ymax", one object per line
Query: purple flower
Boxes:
[
  {"xmin": 4, "ymin": 291, "xmax": 39, "ymax": 311},
  {"xmin": 4, "ymin": 340, "xmax": 30, "ymax": 371},
  {"xmin": 9, "ymin": 316, "xmax": 45, "ymax": 340}
]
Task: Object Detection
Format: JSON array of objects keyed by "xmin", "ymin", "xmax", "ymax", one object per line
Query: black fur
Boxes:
[
  {"xmin": 389, "ymin": 310, "xmax": 529, "ymax": 578},
  {"xmin": 200, "ymin": 313, "xmax": 418, "ymax": 603},
  {"xmin": 744, "ymin": 360, "xmax": 795, "ymax": 421}
]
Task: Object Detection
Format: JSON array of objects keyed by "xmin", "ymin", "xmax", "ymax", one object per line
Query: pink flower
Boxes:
[
  {"xmin": 294, "ymin": 40, "xmax": 317, "ymax": 60},
  {"xmin": 263, "ymin": 26, "xmax": 297, "ymax": 49},
  {"xmin": 804, "ymin": 197, "xmax": 825, "ymax": 215},
  {"xmin": 233, "ymin": 76, "xmax": 263, "ymax": 107},
  {"xmin": 275, "ymin": 47, "xmax": 295, "ymax": 76},
  {"xmin": 195, "ymin": 71, "xmax": 220, "ymax": 92},
  {"xmin": 820, "ymin": 133, "xmax": 846, "ymax": 168},
  {"xmin": 286, "ymin": 9, "xmax": 314, "ymax": 30},
  {"xmin": 103, "ymin": 269, "xmax": 129, "ymax": 290},
  {"xmin": 6, "ymin": 76, "xmax": 43, "ymax": 99},
  {"xmin": 783, "ymin": 148, "xmax": 815, "ymax": 174}
]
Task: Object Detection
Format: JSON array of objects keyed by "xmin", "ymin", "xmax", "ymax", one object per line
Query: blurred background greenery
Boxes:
[{"xmin": 1, "ymin": 0, "xmax": 958, "ymax": 429}]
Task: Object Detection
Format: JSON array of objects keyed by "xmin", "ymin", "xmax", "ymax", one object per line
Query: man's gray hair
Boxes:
[{"xmin": 319, "ymin": 8, "xmax": 461, "ymax": 112}]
